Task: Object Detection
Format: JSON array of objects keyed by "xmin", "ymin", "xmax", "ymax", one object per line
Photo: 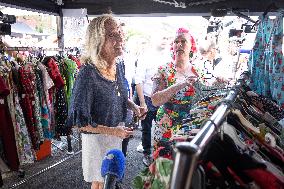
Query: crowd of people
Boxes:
[{"xmin": 66, "ymin": 14, "xmax": 237, "ymax": 189}]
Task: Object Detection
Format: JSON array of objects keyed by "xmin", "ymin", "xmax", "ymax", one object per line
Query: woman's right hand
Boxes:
[{"xmin": 114, "ymin": 126, "xmax": 134, "ymax": 139}]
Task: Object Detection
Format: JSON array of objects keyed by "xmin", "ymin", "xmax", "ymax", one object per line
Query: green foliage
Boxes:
[
  {"xmin": 151, "ymin": 179, "xmax": 165, "ymax": 189},
  {"xmin": 132, "ymin": 175, "xmax": 144, "ymax": 189},
  {"xmin": 35, "ymin": 24, "xmax": 43, "ymax": 33},
  {"xmin": 125, "ymin": 29, "xmax": 150, "ymax": 43}
]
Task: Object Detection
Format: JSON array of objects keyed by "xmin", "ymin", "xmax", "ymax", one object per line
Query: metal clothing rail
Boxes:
[
  {"xmin": 170, "ymin": 72, "xmax": 248, "ymax": 189},
  {"xmin": 0, "ymin": 48, "xmax": 82, "ymax": 187},
  {"xmin": 8, "ymin": 129, "xmax": 82, "ymax": 188},
  {"xmin": 0, "ymin": 47, "xmax": 63, "ymax": 52},
  {"xmin": 0, "ymin": 47, "xmax": 82, "ymax": 56},
  {"xmin": 1, "ymin": 46, "xmax": 80, "ymax": 153},
  {"xmin": 0, "ymin": 47, "xmax": 82, "ymax": 52},
  {"xmin": 9, "ymin": 150, "xmax": 82, "ymax": 189}
]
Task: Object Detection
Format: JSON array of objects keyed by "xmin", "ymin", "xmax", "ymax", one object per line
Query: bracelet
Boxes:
[{"xmin": 206, "ymin": 119, "xmax": 218, "ymax": 130}]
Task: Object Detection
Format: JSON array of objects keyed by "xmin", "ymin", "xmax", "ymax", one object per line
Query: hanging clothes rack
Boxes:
[
  {"xmin": 0, "ymin": 46, "xmax": 82, "ymax": 188},
  {"xmin": 0, "ymin": 46, "xmax": 75, "ymax": 153},
  {"xmin": 170, "ymin": 71, "xmax": 249, "ymax": 189}
]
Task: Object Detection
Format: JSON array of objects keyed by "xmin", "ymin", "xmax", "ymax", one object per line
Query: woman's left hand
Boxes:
[{"xmin": 133, "ymin": 104, "xmax": 147, "ymax": 120}]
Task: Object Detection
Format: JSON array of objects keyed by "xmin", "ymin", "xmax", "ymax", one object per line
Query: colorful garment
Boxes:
[
  {"xmin": 248, "ymin": 11, "xmax": 284, "ymax": 108},
  {"xmin": 68, "ymin": 54, "xmax": 81, "ymax": 69},
  {"xmin": 153, "ymin": 62, "xmax": 199, "ymax": 144},
  {"xmin": 34, "ymin": 67, "xmax": 48, "ymax": 140},
  {"xmin": 7, "ymin": 68, "xmax": 35, "ymax": 165},
  {"xmin": 19, "ymin": 65, "xmax": 41, "ymax": 150},
  {"xmin": 13, "ymin": 91, "xmax": 35, "ymax": 165},
  {"xmin": 133, "ymin": 157, "xmax": 173, "ymax": 189},
  {"xmin": 34, "ymin": 86, "xmax": 45, "ymax": 143},
  {"xmin": 64, "ymin": 57, "xmax": 78, "ymax": 107},
  {"xmin": 38, "ymin": 63, "xmax": 54, "ymax": 139},
  {"xmin": 44, "ymin": 57, "xmax": 65, "ymax": 89},
  {"xmin": 153, "ymin": 61, "xmax": 227, "ymax": 144}
]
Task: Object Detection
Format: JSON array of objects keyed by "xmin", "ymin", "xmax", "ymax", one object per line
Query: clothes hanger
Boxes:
[
  {"xmin": 232, "ymin": 108, "xmax": 284, "ymax": 150},
  {"xmin": 247, "ymin": 103, "xmax": 282, "ymax": 136},
  {"xmin": 233, "ymin": 98, "xmax": 259, "ymax": 124},
  {"xmin": 231, "ymin": 109, "xmax": 260, "ymax": 134},
  {"xmin": 221, "ymin": 122, "xmax": 247, "ymax": 150},
  {"xmin": 228, "ymin": 111, "xmax": 284, "ymax": 169},
  {"xmin": 236, "ymin": 97, "xmax": 265, "ymax": 126}
]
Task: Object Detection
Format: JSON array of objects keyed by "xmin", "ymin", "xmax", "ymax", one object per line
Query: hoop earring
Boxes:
[{"xmin": 189, "ymin": 51, "xmax": 193, "ymax": 58}]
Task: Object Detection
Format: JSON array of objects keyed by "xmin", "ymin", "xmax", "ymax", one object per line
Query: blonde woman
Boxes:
[{"xmin": 66, "ymin": 14, "xmax": 146, "ymax": 189}]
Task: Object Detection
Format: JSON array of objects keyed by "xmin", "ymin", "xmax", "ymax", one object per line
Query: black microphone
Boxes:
[{"xmin": 101, "ymin": 149, "xmax": 125, "ymax": 189}]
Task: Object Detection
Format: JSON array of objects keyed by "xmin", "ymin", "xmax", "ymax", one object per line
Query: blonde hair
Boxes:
[{"xmin": 81, "ymin": 14, "xmax": 115, "ymax": 69}]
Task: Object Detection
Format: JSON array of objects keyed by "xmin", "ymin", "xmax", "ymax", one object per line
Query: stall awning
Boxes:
[{"xmin": 0, "ymin": 0, "xmax": 283, "ymax": 16}]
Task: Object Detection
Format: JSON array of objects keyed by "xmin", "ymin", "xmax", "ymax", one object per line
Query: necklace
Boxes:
[
  {"xmin": 116, "ymin": 83, "xmax": 120, "ymax": 96},
  {"xmin": 109, "ymin": 65, "xmax": 120, "ymax": 97},
  {"xmin": 114, "ymin": 71, "xmax": 121, "ymax": 97},
  {"xmin": 98, "ymin": 65, "xmax": 120, "ymax": 96},
  {"xmin": 103, "ymin": 66, "xmax": 116, "ymax": 78},
  {"xmin": 105, "ymin": 66, "xmax": 120, "ymax": 96}
]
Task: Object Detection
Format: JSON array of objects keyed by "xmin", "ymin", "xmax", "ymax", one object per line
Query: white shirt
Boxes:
[
  {"xmin": 122, "ymin": 53, "xmax": 136, "ymax": 86},
  {"xmin": 134, "ymin": 50, "xmax": 171, "ymax": 97}
]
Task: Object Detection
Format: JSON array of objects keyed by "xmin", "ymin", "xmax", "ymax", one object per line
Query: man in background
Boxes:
[{"xmin": 134, "ymin": 33, "xmax": 172, "ymax": 166}]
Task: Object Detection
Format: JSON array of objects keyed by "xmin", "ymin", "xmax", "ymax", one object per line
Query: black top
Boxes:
[{"xmin": 66, "ymin": 62, "xmax": 128, "ymax": 129}]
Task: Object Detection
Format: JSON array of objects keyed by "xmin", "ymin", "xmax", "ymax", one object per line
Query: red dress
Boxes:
[
  {"xmin": 18, "ymin": 66, "xmax": 40, "ymax": 150},
  {"xmin": 0, "ymin": 76, "xmax": 19, "ymax": 171}
]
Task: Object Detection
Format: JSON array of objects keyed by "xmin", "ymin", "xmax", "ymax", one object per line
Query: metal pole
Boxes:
[
  {"xmin": 170, "ymin": 142, "xmax": 200, "ymax": 189},
  {"xmin": 56, "ymin": 9, "xmax": 64, "ymax": 49}
]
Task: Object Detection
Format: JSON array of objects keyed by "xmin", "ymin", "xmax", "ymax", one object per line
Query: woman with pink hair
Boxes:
[{"xmin": 151, "ymin": 28, "xmax": 200, "ymax": 147}]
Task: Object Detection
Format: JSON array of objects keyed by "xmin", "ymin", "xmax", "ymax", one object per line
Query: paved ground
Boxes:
[{"xmin": 1, "ymin": 129, "xmax": 145, "ymax": 189}]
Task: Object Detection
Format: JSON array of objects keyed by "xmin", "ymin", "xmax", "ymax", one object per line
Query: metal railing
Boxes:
[{"xmin": 170, "ymin": 72, "xmax": 248, "ymax": 189}]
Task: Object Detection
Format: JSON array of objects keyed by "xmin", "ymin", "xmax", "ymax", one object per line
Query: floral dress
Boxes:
[
  {"xmin": 248, "ymin": 11, "xmax": 284, "ymax": 108},
  {"xmin": 153, "ymin": 62, "xmax": 200, "ymax": 144},
  {"xmin": 8, "ymin": 67, "xmax": 35, "ymax": 165},
  {"xmin": 19, "ymin": 65, "xmax": 42, "ymax": 150}
]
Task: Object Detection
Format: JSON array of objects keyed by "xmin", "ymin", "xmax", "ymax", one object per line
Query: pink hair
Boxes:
[{"xmin": 176, "ymin": 27, "xmax": 197, "ymax": 53}]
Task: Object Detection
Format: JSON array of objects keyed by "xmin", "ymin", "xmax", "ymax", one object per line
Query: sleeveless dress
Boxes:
[{"xmin": 153, "ymin": 62, "xmax": 200, "ymax": 144}]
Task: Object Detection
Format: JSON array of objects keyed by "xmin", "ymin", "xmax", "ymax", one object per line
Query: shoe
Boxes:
[
  {"xmin": 115, "ymin": 181, "xmax": 122, "ymax": 189},
  {"xmin": 136, "ymin": 143, "xmax": 144, "ymax": 153},
  {"xmin": 142, "ymin": 154, "xmax": 153, "ymax": 166}
]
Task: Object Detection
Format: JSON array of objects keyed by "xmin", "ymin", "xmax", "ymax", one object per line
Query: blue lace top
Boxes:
[{"xmin": 66, "ymin": 62, "xmax": 128, "ymax": 129}]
